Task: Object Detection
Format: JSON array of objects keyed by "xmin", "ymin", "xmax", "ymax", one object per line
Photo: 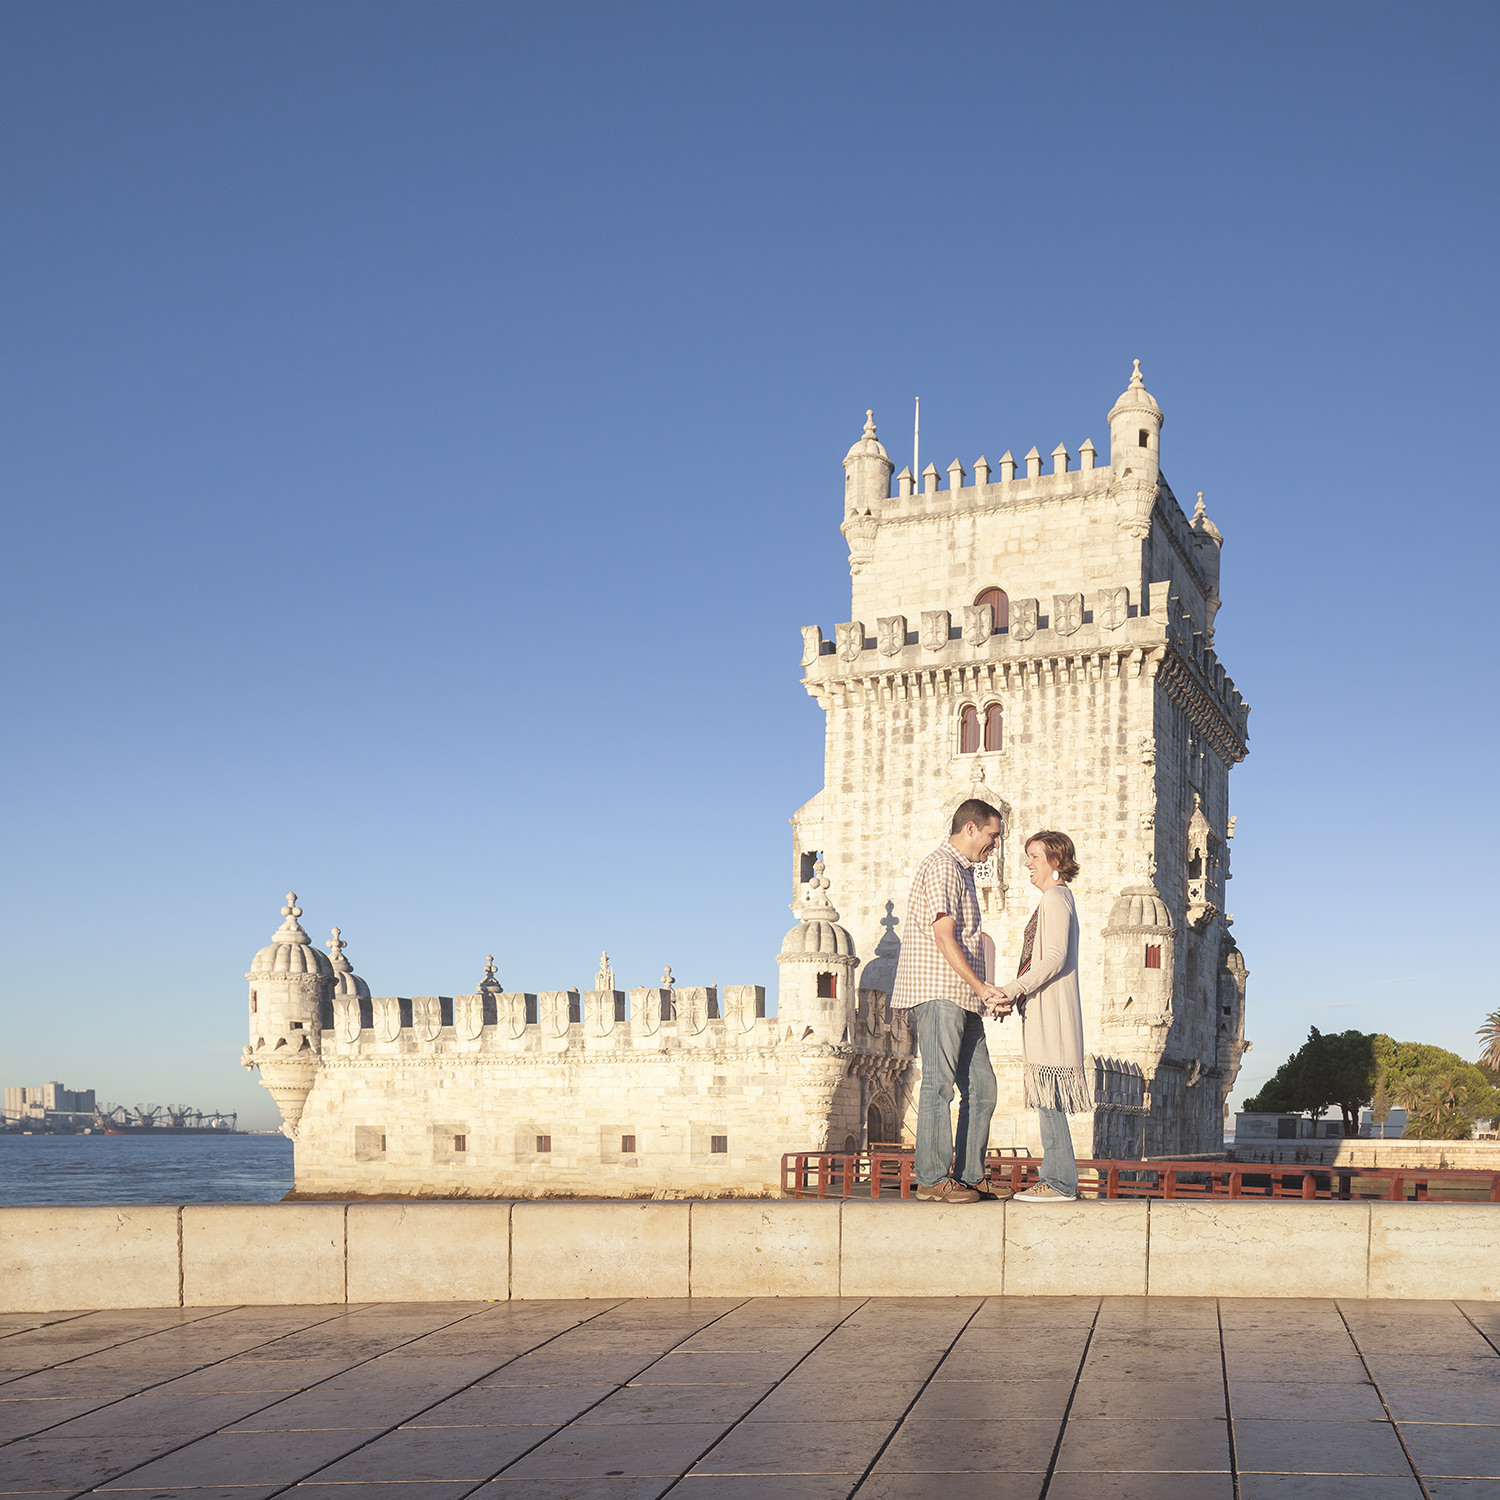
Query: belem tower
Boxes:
[{"xmin": 243, "ymin": 362, "xmax": 1251, "ymax": 1197}]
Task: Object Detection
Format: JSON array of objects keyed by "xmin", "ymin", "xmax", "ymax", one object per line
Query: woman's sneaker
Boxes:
[
  {"xmin": 1015, "ymin": 1182, "xmax": 1077, "ymax": 1202},
  {"xmin": 915, "ymin": 1177, "xmax": 981, "ymax": 1203}
]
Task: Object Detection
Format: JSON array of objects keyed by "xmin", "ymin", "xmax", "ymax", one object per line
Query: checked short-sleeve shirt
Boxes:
[{"xmin": 890, "ymin": 841, "xmax": 987, "ymax": 1015}]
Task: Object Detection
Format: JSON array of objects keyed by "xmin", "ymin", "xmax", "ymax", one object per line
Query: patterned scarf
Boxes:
[{"xmin": 1017, "ymin": 909, "xmax": 1038, "ymax": 978}]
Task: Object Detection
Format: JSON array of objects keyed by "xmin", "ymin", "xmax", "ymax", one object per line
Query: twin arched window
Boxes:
[{"xmin": 960, "ymin": 703, "xmax": 1003, "ymax": 753}]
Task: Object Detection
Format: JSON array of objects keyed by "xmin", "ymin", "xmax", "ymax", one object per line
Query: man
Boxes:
[{"xmin": 890, "ymin": 799, "xmax": 1011, "ymax": 1203}]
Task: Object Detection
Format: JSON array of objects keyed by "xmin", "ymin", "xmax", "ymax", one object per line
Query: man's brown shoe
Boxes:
[
  {"xmin": 970, "ymin": 1178, "xmax": 1014, "ymax": 1201},
  {"xmin": 915, "ymin": 1177, "xmax": 980, "ymax": 1203}
]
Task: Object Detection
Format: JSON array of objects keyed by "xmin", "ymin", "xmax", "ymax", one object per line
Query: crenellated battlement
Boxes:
[
  {"xmin": 324, "ymin": 985, "xmax": 778, "ymax": 1058},
  {"xmin": 799, "ymin": 580, "xmax": 1249, "ymax": 752},
  {"xmin": 887, "ymin": 438, "xmax": 1104, "ymax": 510}
]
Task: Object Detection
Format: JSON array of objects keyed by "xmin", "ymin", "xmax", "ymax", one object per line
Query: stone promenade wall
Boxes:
[
  {"xmin": 3, "ymin": 1200, "xmax": 1497, "ymax": 1312},
  {"xmin": 1229, "ymin": 1140, "xmax": 1500, "ymax": 1170}
]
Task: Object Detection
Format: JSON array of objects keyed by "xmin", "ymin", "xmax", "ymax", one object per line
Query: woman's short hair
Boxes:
[{"xmin": 1026, "ymin": 830, "xmax": 1080, "ymax": 883}]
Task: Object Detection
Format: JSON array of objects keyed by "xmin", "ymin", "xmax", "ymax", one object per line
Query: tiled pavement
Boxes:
[{"xmin": 1, "ymin": 1296, "xmax": 1498, "ymax": 1499}]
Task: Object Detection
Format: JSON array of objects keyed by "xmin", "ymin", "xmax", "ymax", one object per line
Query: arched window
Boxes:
[
  {"xmin": 959, "ymin": 705, "xmax": 980, "ymax": 753},
  {"xmin": 974, "ymin": 587, "xmax": 1009, "ymax": 631},
  {"xmin": 983, "ymin": 704, "xmax": 1003, "ymax": 752}
]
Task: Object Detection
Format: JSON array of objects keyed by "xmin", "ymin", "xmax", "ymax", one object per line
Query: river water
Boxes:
[{"xmin": 0, "ymin": 1133, "xmax": 294, "ymax": 1205}]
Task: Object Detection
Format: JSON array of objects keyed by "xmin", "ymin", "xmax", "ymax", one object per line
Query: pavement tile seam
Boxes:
[
  {"xmin": 0, "ymin": 1297, "xmax": 654, "ymax": 1489},
  {"xmin": 0, "ymin": 1302, "xmax": 529, "ymax": 1451},
  {"xmin": 8, "ymin": 1297, "xmax": 1500, "ymax": 1496},
  {"xmin": 281, "ymin": 1299, "xmax": 766, "ymax": 1489}
]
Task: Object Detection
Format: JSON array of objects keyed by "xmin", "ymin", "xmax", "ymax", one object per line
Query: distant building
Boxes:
[
  {"xmin": 1235, "ymin": 1108, "xmax": 1411, "ymax": 1142},
  {"xmin": 2, "ymin": 1082, "xmax": 96, "ymax": 1127},
  {"xmin": 1359, "ymin": 1106, "xmax": 1409, "ymax": 1139},
  {"xmin": 1235, "ymin": 1112, "xmax": 1349, "ymax": 1142}
]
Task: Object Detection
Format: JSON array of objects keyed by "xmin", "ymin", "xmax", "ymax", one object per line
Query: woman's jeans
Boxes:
[
  {"xmin": 1037, "ymin": 1106, "xmax": 1079, "ymax": 1195},
  {"xmin": 909, "ymin": 999, "xmax": 997, "ymax": 1186}
]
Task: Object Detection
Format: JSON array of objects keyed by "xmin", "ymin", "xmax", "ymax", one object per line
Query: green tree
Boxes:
[
  {"xmin": 1477, "ymin": 1008, "xmax": 1500, "ymax": 1073},
  {"xmin": 1372, "ymin": 1035, "xmax": 1500, "ymax": 1141},
  {"xmin": 1242, "ymin": 1028, "xmax": 1376, "ymax": 1132}
]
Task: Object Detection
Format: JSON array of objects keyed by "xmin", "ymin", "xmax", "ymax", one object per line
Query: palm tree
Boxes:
[
  {"xmin": 1395, "ymin": 1072, "xmax": 1477, "ymax": 1141},
  {"xmin": 1478, "ymin": 1009, "xmax": 1500, "ymax": 1072}
]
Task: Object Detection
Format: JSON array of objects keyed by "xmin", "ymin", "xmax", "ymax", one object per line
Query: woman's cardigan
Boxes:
[{"xmin": 1011, "ymin": 884, "xmax": 1091, "ymax": 1114}]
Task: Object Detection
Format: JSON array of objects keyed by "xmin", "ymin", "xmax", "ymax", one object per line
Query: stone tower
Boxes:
[
  {"xmin": 241, "ymin": 893, "xmax": 335, "ymax": 1139},
  {"xmin": 792, "ymin": 363, "xmax": 1251, "ymax": 1158}
]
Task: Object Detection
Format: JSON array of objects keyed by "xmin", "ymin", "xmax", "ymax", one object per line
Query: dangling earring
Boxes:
[{"xmin": 1052, "ymin": 869, "xmax": 1060, "ymax": 881}]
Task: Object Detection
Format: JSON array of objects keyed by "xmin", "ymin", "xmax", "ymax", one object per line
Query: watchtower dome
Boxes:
[
  {"xmin": 1107, "ymin": 358, "xmax": 1163, "ymax": 477},
  {"xmin": 242, "ymin": 893, "xmax": 333, "ymax": 1138}
]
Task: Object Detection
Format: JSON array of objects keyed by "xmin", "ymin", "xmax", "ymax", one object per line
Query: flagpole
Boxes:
[{"xmin": 913, "ymin": 397, "xmax": 920, "ymax": 489}]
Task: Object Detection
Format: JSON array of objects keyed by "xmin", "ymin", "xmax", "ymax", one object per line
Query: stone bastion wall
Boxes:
[{"xmin": 2, "ymin": 1200, "xmax": 1495, "ymax": 1312}]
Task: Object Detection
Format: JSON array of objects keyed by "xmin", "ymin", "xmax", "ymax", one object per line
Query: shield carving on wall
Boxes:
[
  {"xmin": 333, "ymin": 996, "xmax": 360, "ymax": 1045},
  {"xmin": 920, "ymin": 609, "xmax": 950, "ymax": 651},
  {"xmin": 1096, "ymin": 586, "xmax": 1129, "ymax": 630},
  {"xmin": 961, "ymin": 604, "xmax": 994, "ymax": 648},
  {"xmin": 877, "ymin": 615, "xmax": 906, "ymax": 655},
  {"xmin": 1010, "ymin": 598, "xmax": 1039, "ymax": 641},
  {"xmin": 835, "ymin": 622, "xmax": 865, "ymax": 662},
  {"xmin": 1053, "ymin": 592, "xmax": 1084, "ymax": 636}
]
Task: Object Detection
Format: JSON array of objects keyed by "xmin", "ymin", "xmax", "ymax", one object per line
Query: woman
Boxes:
[{"xmin": 996, "ymin": 830, "xmax": 1088, "ymax": 1203}]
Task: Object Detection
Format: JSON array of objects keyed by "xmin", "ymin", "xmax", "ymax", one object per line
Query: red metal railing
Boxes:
[{"xmin": 780, "ymin": 1149, "xmax": 1500, "ymax": 1203}]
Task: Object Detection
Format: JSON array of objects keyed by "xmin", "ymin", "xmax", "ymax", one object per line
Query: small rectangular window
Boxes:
[
  {"xmin": 524, "ymin": 995, "xmax": 538, "ymax": 1026},
  {"xmin": 289, "ymin": 1020, "xmax": 304, "ymax": 1030},
  {"xmin": 817, "ymin": 972, "xmax": 837, "ymax": 999},
  {"xmin": 536, "ymin": 1134, "xmax": 551, "ymax": 1153},
  {"xmin": 707, "ymin": 988, "xmax": 719, "ymax": 1020},
  {"xmin": 1139, "ymin": 428, "xmax": 1150, "ymax": 448},
  {"xmin": 379, "ymin": 1134, "xmax": 386, "ymax": 1152},
  {"xmin": 250, "ymin": 994, "xmax": 257, "ymax": 1013},
  {"xmin": 439, "ymin": 997, "xmax": 454, "ymax": 1028},
  {"xmin": 660, "ymin": 993, "xmax": 675, "ymax": 1022},
  {"xmin": 1145, "ymin": 945, "xmax": 1162, "ymax": 969},
  {"xmin": 754, "ymin": 992, "xmax": 767, "ymax": 1018},
  {"xmin": 568, "ymin": 993, "xmax": 582, "ymax": 1024},
  {"xmin": 613, "ymin": 993, "xmax": 627, "ymax": 1023},
  {"xmin": 453, "ymin": 1134, "xmax": 466, "ymax": 1152},
  {"xmin": 621, "ymin": 1134, "xmax": 636, "ymax": 1153},
  {"xmin": 399, "ymin": 998, "xmax": 414, "ymax": 1028},
  {"xmin": 710, "ymin": 1135, "xmax": 728, "ymax": 1154}
]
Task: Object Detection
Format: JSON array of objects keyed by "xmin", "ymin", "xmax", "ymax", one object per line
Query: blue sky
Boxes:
[{"xmin": 2, "ymin": 2, "xmax": 1495, "ymax": 1130}]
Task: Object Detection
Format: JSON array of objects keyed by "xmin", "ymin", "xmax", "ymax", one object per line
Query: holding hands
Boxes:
[{"xmin": 981, "ymin": 984, "xmax": 1014, "ymax": 1020}]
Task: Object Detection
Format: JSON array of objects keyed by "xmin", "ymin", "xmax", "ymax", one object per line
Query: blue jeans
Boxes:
[
  {"xmin": 910, "ymin": 999, "xmax": 997, "ymax": 1187},
  {"xmin": 1037, "ymin": 1106, "xmax": 1079, "ymax": 1195}
]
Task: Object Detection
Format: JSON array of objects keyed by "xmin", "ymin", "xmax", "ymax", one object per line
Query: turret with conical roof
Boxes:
[
  {"xmin": 327, "ymin": 927, "xmax": 370, "ymax": 1001},
  {"xmin": 1190, "ymin": 491, "xmax": 1224, "ymax": 639},
  {"xmin": 1107, "ymin": 358, "xmax": 1163, "ymax": 477},
  {"xmin": 841, "ymin": 411, "xmax": 891, "ymax": 575},
  {"xmin": 241, "ymin": 892, "xmax": 332, "ymax": 1138},
  {"xmin": 776, "ymin": 860, "xmax": 858, "ymax": 1047},
  {"xmin": 842, "ymin": 409, "xmax": 892, "ymax": 511}
]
